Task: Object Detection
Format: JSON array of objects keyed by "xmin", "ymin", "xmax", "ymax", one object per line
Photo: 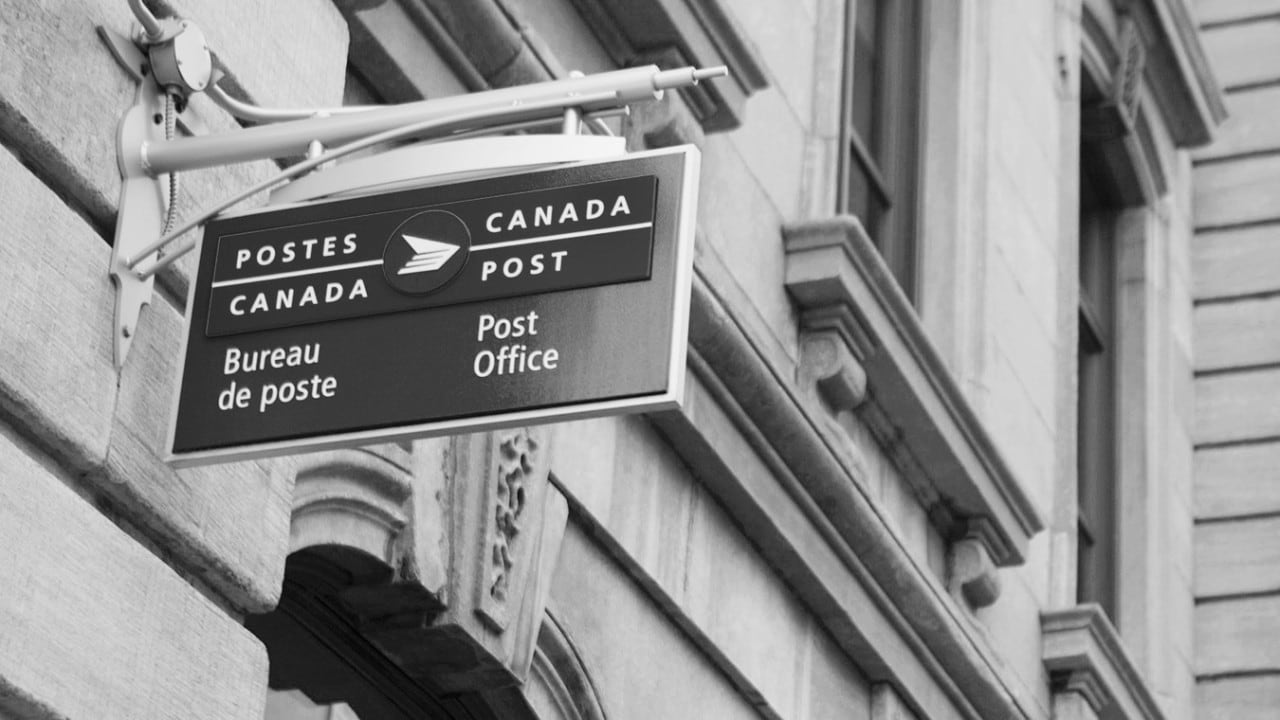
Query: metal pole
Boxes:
[{"xmin": 138, "ymin": 65, "xmax": 726, "ymax": 175}]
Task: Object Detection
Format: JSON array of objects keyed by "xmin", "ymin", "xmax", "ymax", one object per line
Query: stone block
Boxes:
[
  {"xmin": 1194, "ymin": 295, "xmax": 1280, "ymax": 372},
  {"xmin": 1193, "ymin": 85, "xmax": 1280, "ymax": 162},
  {"xmin": 168, "ymin": 0, "xmax": 348, "ymax": 109},
  {"xmin": 1195, "ymin": 367, "xmax": 1280, "ymax": 445},
  {"xmin": 728, "ymin": 87, "xmax": 807, "ymax": 220},
  {"xmin": 1195, "ymin": 595, "xmax": 1280, "ymax": 675},
  {"xmin": 1195, "ymin": 516, "xmax": 1280, "ymax": 598},
  {"xmin": 1197, "ymin": 675, "xmax": 1280, "ymax": 720},
  {"xmin": 0, "ymin": 147, "xmax": 116, "ymax": 472},
  {"xmin": 104, "ymin": 290, "xmax": 296, "ymax": 611},
  {"xmin": 725, "ymin": 0, "xmax": 815, "ymax": 121},
  {"xmin": 1194, "ymin": 153, "xmax": 1280, "ymax": 229},
  {"xmin": 683, "ymin": 479, "xmax": 809, "ymax": 714},
  {"xmin": 506, "ymin": 0, "xmax": 614, "ymax": 75},
  {"xmin": 0, "ymin": 430, "xmax": 268, "ymax": 720},
  {"xmin": 807, "ymin": 624, "xmax": 872, "ymax": 720},
  {"xmin": 697, "ymin": 133, "xmax": 797, "ymax": 364},
  {"xmin": 0, "ymin": 148, "xmax": 293, "ymax": 613},
  {"xmin": 0, "ymin": 0, "xmax": 345, "ymax": 232},
  {"xmin": 1196, "ymin": 0, "xmax": 1280, "ymax": 25},
  {"xmin": 549, "ymin": 525, "xmax": 762, "ymax": 720},
  {"xmin": 975, "ymin": 573, "xmax": 1051, "ymax": 715},
  {"xmin": 1193, "ymin": 224, "xmax": 1280, "ymax": 301},
  {"xmin": 1201, "ymin": 19, "xmax": 1280, "ymax": 89},
  {"xmin": 1194, "ymin": 442, "xmax": 1280, "ymax": 519}
]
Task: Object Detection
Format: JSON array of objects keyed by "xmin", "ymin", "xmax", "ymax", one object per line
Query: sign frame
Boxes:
[{"xmin": 165, "ymin": 144, "xmax": 700, "ymax": 467}]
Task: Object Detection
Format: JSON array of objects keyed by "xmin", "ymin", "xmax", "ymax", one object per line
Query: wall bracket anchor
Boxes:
[{"xmin": 110, "ymin": 80, "xmax": 170, "ymax": 369}]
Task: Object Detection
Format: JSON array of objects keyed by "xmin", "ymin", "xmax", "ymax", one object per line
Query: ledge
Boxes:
[
  {"xmin": 565, "ymin": 0, "xmax": 769, "ymax": 131},
  {"xmin": 1042, "ymin": 605, "xmax": 1165, "ymax": 720},
  {"xmin": 668, "ymin": 266, "xmax": 1042, "ymax": 719},
  {"xmin": 783, "ymin": 216, "xmax": 1044, "ymax": 566}
]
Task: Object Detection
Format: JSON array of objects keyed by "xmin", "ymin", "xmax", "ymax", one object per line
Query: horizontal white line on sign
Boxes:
[
  {"xmin": 211, "ymin": 259, "xmax": 386, "ymax": 288},
  {"xmin": 471, "ymin": 222, "xmax": 653, "ymax": 252}
]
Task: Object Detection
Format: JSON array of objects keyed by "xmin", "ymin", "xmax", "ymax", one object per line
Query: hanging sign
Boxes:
[{"xmin": 168, "ymin": 145, "xmax": 699, "ymax": 466}]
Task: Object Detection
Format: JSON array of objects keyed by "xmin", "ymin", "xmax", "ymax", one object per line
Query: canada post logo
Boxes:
[{"xmin": 382, "ymin": 210, "xmax": 471, "ymax": 294}]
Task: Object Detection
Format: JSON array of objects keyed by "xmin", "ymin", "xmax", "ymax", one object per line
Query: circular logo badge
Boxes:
[{"xmin": 382, "ymin": 210, "xmax": 471, "ymax": 295}]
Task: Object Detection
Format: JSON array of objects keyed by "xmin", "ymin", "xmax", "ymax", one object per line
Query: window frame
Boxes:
[{"xmin": 836, "ymin": 0, "xmax": 925, "ymax": 301}]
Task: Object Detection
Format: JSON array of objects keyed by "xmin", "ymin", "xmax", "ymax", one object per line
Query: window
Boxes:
[
  {"xmin": 838, "ymin": 0, "xmax": 923, "ymax": 299},
  {"xmin": 1076, "ymin": 160, "xmax": 1119, "ymax": 622}
]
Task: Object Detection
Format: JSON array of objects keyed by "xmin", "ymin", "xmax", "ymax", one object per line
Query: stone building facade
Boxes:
[{"xmin": 0, "ymin": 0, "xmax": 1271, "ymax": 719}]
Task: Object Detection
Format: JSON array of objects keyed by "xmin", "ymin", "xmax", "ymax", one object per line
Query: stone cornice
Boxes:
[
  {"xmin": 675, "ymin": 266, "xmax": 1040, "ymax": 719},
  {"xmin": 1117, "ymin": 0, "xmax": 1228, "ymax": 147},
  {"xmin": 563, "ymin": 0, "xmax": 769, "ymax": 130},
  {"xmin": 1042, "ymin": 605, "xmax": 1166, "ymax": 720},
  {"xmin": 783, "ymin": 216, "xmax": 1045, "ymax": 566}
]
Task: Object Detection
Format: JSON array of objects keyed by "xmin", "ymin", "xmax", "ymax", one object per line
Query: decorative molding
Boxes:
[
  {"xmin": 1081, "ymin": 10, "xmax": 1169, "ymax": 206},
  {"xmin": 799, "ymin": 326, "xmax": 869, "ymax": 413},
  {"xmin": 478, "ymin": 430, "xmax": 541, "ymax": 631},
  {"xmin": 870, "ymin": 683, "xmax": 915, "ymax": 720},
  {"xmin": 1114, "ymin": 0, "xmax": 1227, "ymax": 147},
  {"xmin": 1082, "ymin": 17, "xmax": 1147, "ymax": 142},
  {"xmin": 948, "ymin": 536, "xmax": 1001, "ymax": 609},
  {"xmin": 358, "ymin": 428, "xmax": 567, "ymax": 696},
  {"xmin": 526, "ymin": 610, "xmax": 608, "ymax": 720},
  {"xmin": 783, "ymin": 215, "xmax": 1045, "ymax": 567},
  {"xmin": 290, "ymin": 445, "xmax": 415, "ymax": 564},
  {"xmin": 565, "ymin": 0, "xmax": 769, "ymax": 131},
  {"xmin": 658, "ymin": 269, "xmax": 1042, "ymax": 719},
  {"xmin": 1041, "ymin": 605, "xmax": 1166, "ymax": 720}
]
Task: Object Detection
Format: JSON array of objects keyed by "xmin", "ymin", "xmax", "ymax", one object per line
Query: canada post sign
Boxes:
[{"xmin": 169, "ymin": 146, "xmax": 698, "ymax": 465}]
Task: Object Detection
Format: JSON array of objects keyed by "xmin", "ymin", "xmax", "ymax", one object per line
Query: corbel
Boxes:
[
  {"xmin": 946, "ymin": 521, "xmax": 1003, "ymax": 609},
  {"xmin": 1041, "ymin": 605, "xmax": 1166, "ymax": 720},
  {"xmin": 783, "ymin": 216, "xmax": 1044, "ymax": 572},
  {"xmin": 797, "ymin": 304, "xmax": 871, "ymax": 414},
  {"xmin": 1081, "ymin": 16, "xmax": 1146, "ymax": 143}
]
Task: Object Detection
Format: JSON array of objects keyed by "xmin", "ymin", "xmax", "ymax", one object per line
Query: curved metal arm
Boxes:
[
  {"xmin": 127, "ymin": 0, "xmax": 164, "ymax": 39},
  {"xmin": 206, "ymin": 81, "xmax": 377, "ymax": 123},
  {"xmin": 128, "ymin": 89, "xmax": 620, "ymax": 276}
]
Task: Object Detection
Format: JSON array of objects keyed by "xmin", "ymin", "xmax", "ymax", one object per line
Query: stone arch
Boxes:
[
  {"xmin": 248, "ymin": 433, "xmax": 571, "ymax": 719},
  {"xmin": 288, "ymin": 445, "xmax": 415, "ymax": 565},
  {"xmin": 524, "ymin": 610, "xmax": 607, "ymax": 720}
]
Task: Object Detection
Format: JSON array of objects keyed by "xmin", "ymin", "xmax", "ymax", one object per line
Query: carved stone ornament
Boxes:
[{"xmin": 485, "ymin": 431, "xmax": 538, "ymax": 618}]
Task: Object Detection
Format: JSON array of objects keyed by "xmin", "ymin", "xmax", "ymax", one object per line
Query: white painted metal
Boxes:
[{"xmin": 270, "ymin": 134, "xmax": 627, "ymax": 204}]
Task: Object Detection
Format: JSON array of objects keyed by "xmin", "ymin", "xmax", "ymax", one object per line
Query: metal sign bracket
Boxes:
[
  {"xmin": 99, "ymin": 2, "xmax": 726, "ymax": 372},
  {"xmin": 101, "ymin": 26, "xmax": 171, "ymax": 369}
]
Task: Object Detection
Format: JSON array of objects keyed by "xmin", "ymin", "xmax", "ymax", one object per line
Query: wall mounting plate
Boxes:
[{"xmin": 109, "ymin": 80, "xmax": 170, "ymax": 369}]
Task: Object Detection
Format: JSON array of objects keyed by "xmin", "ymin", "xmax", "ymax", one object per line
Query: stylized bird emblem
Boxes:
[{"xmin": 397, "ymin": 235, "xmax": 460, "ymax": 275}]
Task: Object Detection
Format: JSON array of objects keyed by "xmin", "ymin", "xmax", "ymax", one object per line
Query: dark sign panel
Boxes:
[{"xmin": 168, "ymin": 147, "xmax": 698, "ymax": 466}]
